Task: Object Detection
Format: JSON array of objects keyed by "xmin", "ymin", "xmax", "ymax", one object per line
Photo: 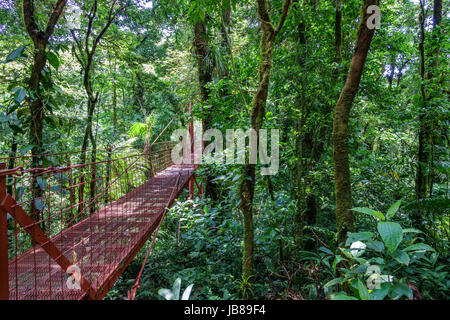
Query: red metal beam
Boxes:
[
  {"xmin": 0, "ymin": 163, "xmax": 9, "ymax": 300},
  {"xmin": 0, "ymin": 194, "xmax": 96, "ymax": 299}
]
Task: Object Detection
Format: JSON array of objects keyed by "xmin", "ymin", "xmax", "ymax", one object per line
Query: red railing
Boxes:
[{"xmin": 0, "ymin": 142, "xmax": 184, "ymax": 299}]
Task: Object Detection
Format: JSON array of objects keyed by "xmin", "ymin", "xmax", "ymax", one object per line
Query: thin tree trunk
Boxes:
[
  {"xmin": 415, "ymin": 1, "xmax": 429, "ymax": 215},
  {"xmin": 295, "ymin": 19, "xmax": 307, "ymax": 247},
  {"xmin": 334, "ymin": 0, "xmax": 342, "ymax": 64},
  {"xmin": 333, "ymin": 0, "xmax": 377, "ymax": 245},
  {"xmin": 414, "ymin": 0, "xmax": 442, "ymax": 222},
  {"xmin": 239, "ymin": 0, "xmax": 291, "ymax": 299},
  {"xmin": 426, "ymin": 0, "xmax": 442, "ymax": 198},
  {"xmin": 219, "ymin": 0, "xmax": 232, "ymax": 99}
]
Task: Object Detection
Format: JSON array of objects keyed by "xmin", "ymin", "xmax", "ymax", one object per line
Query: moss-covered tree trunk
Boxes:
[
  {"xmin": 239, "ymin": 0, "xmax": 291, "ymax": 299},
  {"xmin": 193, "ymin": 18, "xmax": 219, "ymax": 200},
  {"xmin": 23, "ymin": 0, "xmax": 66, "ymax": 228},
  {"xmin": 23, "ymin": 0, "xmax": 67, "ymax": 163},
  {"xmin": 78, "ymin": 57, "xmax": 98, "ymax": 215},
  {"xmin": 333, "ymin": 0, "xmax": 377, "ymax": 245}
]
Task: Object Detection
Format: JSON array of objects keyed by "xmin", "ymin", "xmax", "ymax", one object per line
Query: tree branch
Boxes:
[
  {"xmin": 44, "ymin": 0, "xmax": 67, "ymax": 40},
  {"xmin": 86, "ymin": 0, "xmax": 98, "ymax": 56},
  {"xmin": 92, "ymin": 0, "xmax": 124, "ymax": 55},
  {"xmin": 70, "ymin": 29, "xmax": 84, "ymax": 59},
  {"xmin": 23, "ymin": 0, "xmax": 41, "ymax": 42},
  {"xmin": 274, "ymin": 0, "xmax": 291, "ymax": 36}
]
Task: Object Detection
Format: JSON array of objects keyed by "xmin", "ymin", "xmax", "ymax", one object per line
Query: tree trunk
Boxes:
[
  {"xmin": 415, "ymin": 1, "xmax": 429, "ymax": 205},
  {"xmin": 29, "ymin": 44, "xmax": 46, "ymax": 164},
  {"xmin": 427, "ymin": 0, "xmax": 442, "ymax": 198},
  {"xmin": 334, "ymin": 0, "xmax": 342, "ymax": 64},
  {"xmin": 79, "ymin": 63, "xmax": 97, "ymax": 215},
  {"xmin": 219, "ymin": 0, "xmax": 232, "ymax": 98},
  {"xmin": 295, "ymin": 19, "xmax": 307, "ymax": 247},
  {"xmin": 113, "ymin": 77, "xmax": 118, "ymax": 128},
  {"xmin": 414, "ymin": 0, "xmax": 442, "ymax": 223},
  {"xmin": 193, "ymin": 18, "xmax": 219, "ymax": 200},
  {"xmin": 23, "ymin": 0, "xmax": 67, "ymax": 227},
  {"xmin": 239, "ymin": 0, "xmax": 291, "ymax": 299},
  {"xmin": 333, "ymin": 0, "xmax": 377, "ymax": 245},
  {"xmin": 23, "ymin": 0, "xmax": 67, "ymax": 163},
  {"xmin": 194, "ymin": 20, "xmax": 213, "ymax": 107}
]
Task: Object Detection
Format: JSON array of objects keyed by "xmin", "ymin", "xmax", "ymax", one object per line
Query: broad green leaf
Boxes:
[
  {"xmin": 181, "ymin": 284, "xmax": 193, "ymax": 300},
  {"xmin": 158, "ymin": 288, "xmax": 173, "ymax": 300},
  {"xmin": 4, "ymin": 46, "xmax": 25, "ymax": 63},
  {"xmin": 339, "ymin": 247, "xmax": 353, "ymax": 259},
  {"xmin": 14, "ymin": 87, "xmax": 26, "ymax": 104},
  {"xmin": 391, "ymin": 249, "xmax": 410, "ymax": 265},
  {"xmin": 386, "ymin": 200, "xmax": 402, "ymax": 219},
  {"xmin": 391, "ymin": 283, "xmax": 413, "ymax": 300},
  {"xmin": 351, "ymin": 207, "xmax": 385, "ymax": 220},
  {"xmin": 346, "ymin": 232, "xmax": 374, "ymax": 246},
  {"xmin": 366, "ymin": 240, "xmax": 385, "ymax": 252},
  {"xmin": 370, "ymin": 257, "xmax": 385, "ymax": 265},
  {"xmin": 369, "ymin": 282, "xmax": 391, "ymax": 300},
  {"xmin": 324, "ymin": 277, "xmax": 345, "ymax": 288},
  {"xmin": 319, "ymin": 246, "xmax": 333, "ymax": 255},
  {"xmin": 357, "ymin": 279, "xmax": 369, "ymax": 300},
  {"xmin": 331, "ymin": 293, "xmax": 359, "ymax": 300},
  {"xmin": 332, "ymin": 255, "xmax": 346, "ymax": 271},
  {"xmin": 172, "ymin": 278, "xmax": 181, "ymax": 300},
  {"xmin": 377, "ymin": 222, "xmax": 403, "ymax": 253},
  {"xmin": 46, "ymin": 51, "xmax": 60, "ymax": 69},
  {"xmin": 403, "ymin": 243, "xmax": 434, "ymax": 252}
]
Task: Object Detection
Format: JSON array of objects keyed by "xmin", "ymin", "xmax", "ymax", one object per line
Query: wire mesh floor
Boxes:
[{"xmin": 7, "ymin": 164, "xmax": 195, "ymax": 300}]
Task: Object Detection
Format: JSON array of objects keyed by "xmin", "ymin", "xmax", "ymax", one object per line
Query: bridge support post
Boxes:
[{"xmin": 0, "ymin": 163, "xmax": 9, "ymax": 300}]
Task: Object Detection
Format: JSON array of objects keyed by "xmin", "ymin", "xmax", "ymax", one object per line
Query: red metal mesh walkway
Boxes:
[
  {"xmin": 0, "ymin": 143, "xmax": 198, "ymax": 300},
  {"xmin": 7, "ymin": 165, "xmax": 194, "ymax": 300}
]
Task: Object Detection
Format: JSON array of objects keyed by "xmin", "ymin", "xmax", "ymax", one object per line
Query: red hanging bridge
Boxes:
[{"xmin": 0, "ymin": 121, "xmax": 200, "ymax": 300}]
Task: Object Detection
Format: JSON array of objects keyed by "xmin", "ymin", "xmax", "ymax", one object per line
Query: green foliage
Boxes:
[
  {"xmin": 2, "ymin": 46, "xmax": 26, "ymax": 63},
  {"xmin": 129, "ymin": 114, "xmax": 156, "ymax": 139},
  {"xmin": 377, "ymin": 222, "xmax": 403, "ymax": 253},
  {"xmin": 325, "ymin": 202, "xmax": 447, "ymax": 300},
  {"xmin": 158, "ymin": 278, "xmax": 194, "ymax": 300},
  {"xmin": 1, "ymin": 0, "xmax": 448, "ymax": 302},
  {"xmin": 45, "ymin": 51, "xmax": 60, "ymax": 70}
]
